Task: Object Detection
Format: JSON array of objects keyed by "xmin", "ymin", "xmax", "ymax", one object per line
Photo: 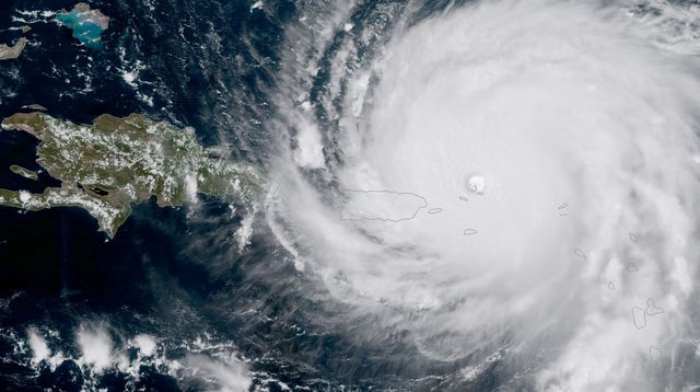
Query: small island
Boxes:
[
  {"xmin": 0, "ymin": 112, "xmax": 262, "ymax": 237},
  {"xmin": 21, "ymin": 104, "xmax": 48, "ymax": 112},
  {"xmin": 9, "ymin": 165, "xmax": 39, "ymax": 181},
  {"xmin": 0, "ymin": 37, "xmax": 28, "ymax": 60},
  {"xmin": 56, "ymin": 3, "xmax": 110, "ymax": 48}
]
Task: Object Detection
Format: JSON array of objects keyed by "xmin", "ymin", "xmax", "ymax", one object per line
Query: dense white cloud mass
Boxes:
[
  {"xmin": 131, "ymin": 334, "xmax": 157, "ymax": 357},
  {"xmin": 77, "ymin": 324, "xmax": 114, "ymax": 373},
  {"xmin": 267, "ymin": 0, "xmax": 700, "ymax": 390},
  {"xmin": 27, "ymin": 327, "xmax": 50, "ymax": 364},
  {"xmin": 184, "ymin": 354, "xmax": 252, "ymax": 392}
]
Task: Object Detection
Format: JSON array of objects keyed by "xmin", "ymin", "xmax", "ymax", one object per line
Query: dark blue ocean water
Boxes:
[{"xmin": 0, "ymin": 0, "xmax": 295, "ymax": 390}]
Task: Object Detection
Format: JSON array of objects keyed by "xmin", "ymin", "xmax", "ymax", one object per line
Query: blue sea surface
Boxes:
[{"xmin": 56, "ymin": 11, "xmax": 105, "ymax": 48}]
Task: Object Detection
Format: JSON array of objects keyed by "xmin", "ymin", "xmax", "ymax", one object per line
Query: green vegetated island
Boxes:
[{"xmin": 0, "ymin": 112, "xmax": 262, "ymax": 237}]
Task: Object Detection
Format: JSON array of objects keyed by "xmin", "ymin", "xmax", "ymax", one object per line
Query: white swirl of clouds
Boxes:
[{"xmin": 266, "ymin": 0, "xmax": 700, "ymax": 389}]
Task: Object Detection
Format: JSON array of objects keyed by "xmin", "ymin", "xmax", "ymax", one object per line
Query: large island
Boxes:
[{"xmin": 0, "ymin": 112, "xmax": 262, "ymax": 237}]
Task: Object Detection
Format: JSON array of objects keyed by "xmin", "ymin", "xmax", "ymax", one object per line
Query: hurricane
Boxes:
[{"xmin": 266, "ymin": 0, "xmax": 700, "ymax": 390}]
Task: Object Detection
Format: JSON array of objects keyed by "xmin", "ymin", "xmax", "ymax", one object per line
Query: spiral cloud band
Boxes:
[{"xmin": 267, "ymin": 0, "xmax": 700, "ymax": 389}]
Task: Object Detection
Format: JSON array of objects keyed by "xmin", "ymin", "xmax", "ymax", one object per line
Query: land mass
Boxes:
[
  {"xmin": 340, "ymin": 190, "xmax": 428, "ymax": 222},
  {"xmin": 56, "ymin": 3, "xmax": 110, "ymax": 48},
  {"xmin": 9, "ymin": 164, "xmax": 39, "ymax": 181},
  {"xmin": 0, "ymin": 37, "xmax": 28, "ymax": 60},
  {"xmin": 0, "ymin": 112, "xmax": 262, "ymax": 237}
]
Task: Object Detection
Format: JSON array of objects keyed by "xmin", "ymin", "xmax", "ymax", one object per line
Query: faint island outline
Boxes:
[{"xmin": 339, "ymin": 189, "xmax": 429, "ymax": 223}]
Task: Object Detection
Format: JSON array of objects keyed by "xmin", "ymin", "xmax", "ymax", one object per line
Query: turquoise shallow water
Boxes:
[{"xmin": 56, "ymin": 11, "xmax": 105, "ymax": 48}]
